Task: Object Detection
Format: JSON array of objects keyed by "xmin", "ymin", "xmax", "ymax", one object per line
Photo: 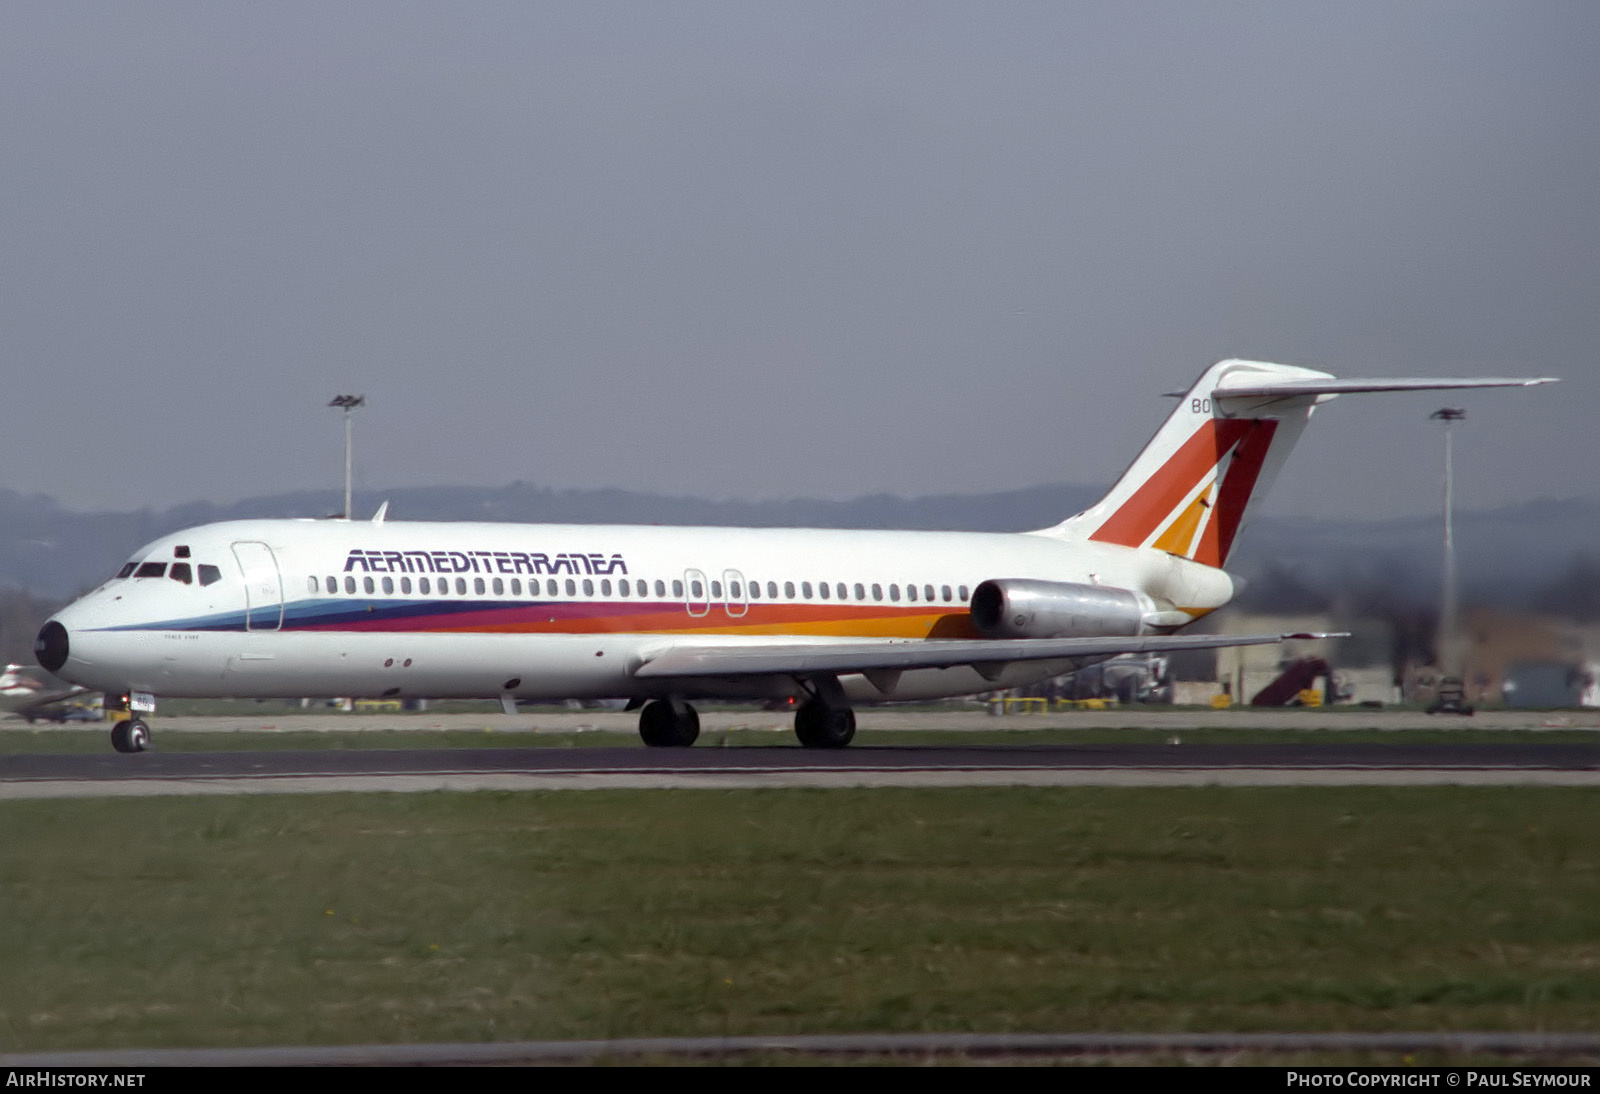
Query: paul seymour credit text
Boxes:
[{"xmin": 1289, "ymin": 1076, "xmax": 1591, "ymax": 1088}]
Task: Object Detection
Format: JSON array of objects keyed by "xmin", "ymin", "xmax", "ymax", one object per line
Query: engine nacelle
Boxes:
[{"xmin": 969, "ymin": 579, "xmax": 1151, "ymax": 639}]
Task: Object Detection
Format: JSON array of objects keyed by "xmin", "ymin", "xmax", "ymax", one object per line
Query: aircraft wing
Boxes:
[
  {"xmin": 0, "ymin": 684, "xmax": 93, "ymax": 716},
  {"xmin": 634, "ymin": 631, "xmax": 1335, "ymax": 680}
]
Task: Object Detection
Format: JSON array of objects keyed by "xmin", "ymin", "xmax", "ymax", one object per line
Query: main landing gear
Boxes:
[
  {"xmin": 110, "ymin": 718, "xmax": 152, "ymax": 753},
  {"xmin": 635, "ymin": 677, "xmax": 859, "ymax": 749},
  {"xmin": 639, "ymin": 698, "xmax": 700, "ymax": 747},
  {"xmin": 795, "ymin": 698, "xmax": 855, "ymax": 748}
]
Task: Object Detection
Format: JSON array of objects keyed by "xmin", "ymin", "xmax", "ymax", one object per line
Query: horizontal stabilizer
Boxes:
[
  {"xmin": 634, "ymin": 632, "xmax": 1343, "ymax": 679},
  {"xmin": 1214, "ymin": 376, "xmax": 1557, "ymax": 401}
]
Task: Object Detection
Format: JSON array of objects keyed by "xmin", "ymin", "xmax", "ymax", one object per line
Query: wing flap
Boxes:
[{"xmin": 633, "ymin": 632, "xmax": 1338, "ymax": 679}]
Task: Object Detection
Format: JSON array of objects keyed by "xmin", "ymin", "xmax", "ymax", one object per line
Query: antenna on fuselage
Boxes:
[
  {"xmin": 372, "ymin": 500, "xmax": 389, "ymax": 524},
  {"xmin": 327, "ymin": 394, "xmax": 365, "ymax": 519}
]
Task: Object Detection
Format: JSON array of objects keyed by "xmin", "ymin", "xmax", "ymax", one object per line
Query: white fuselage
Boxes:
[{"xmin": 43, "ymin": 518, "xmax": 1236, "ymax": 706}]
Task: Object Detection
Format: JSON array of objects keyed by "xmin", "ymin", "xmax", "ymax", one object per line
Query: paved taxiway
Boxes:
[{"xmin": 4, "ymin": 708, "xmax": 1599, "ymax": 798}]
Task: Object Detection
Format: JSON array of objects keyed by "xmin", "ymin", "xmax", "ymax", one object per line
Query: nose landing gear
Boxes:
[
  {"xmin": 107, "ymin": 690, "xmax": 155, "ymax": 753},
  {"xmin": 110, "ymin": 718, "xmax": 151, "ymax": 753}
]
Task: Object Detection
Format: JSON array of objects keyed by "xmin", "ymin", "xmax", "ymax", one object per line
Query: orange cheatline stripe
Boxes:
[
  {"xmin": 417, "ymin": 604, "xmax": 978, "ymax": 640},
  {"xmin": 1090, "ymin": 419, "xmax": 1254, "ymax": 549}
]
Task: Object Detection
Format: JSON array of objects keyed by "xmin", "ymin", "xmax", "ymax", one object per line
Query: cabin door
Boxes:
[{"xmin": 231, "ymin": 541, "xmax": 284, "ymax": 631}]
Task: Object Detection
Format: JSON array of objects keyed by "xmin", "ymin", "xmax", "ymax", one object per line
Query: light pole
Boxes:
[
  {"xmin": 328, "ymin": 395, "xmax": 365, "ymax": 519},
  {"xmin": 1427, "ymin": 407, "xmax": 1470, "ymax": 714}
]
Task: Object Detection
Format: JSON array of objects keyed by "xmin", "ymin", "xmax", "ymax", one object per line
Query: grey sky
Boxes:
[{"xmin": 1, "ymin": 2, "xmax": 1593, "ymax": 521}]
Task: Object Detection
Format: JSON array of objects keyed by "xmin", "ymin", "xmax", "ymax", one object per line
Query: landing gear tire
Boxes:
[
  {"xmin": 638, "ymin": 700, "xmax": 700, "ymax": 747},
  {"xmin": 110, "ymin": 718, "xmax": 151, "ymax": 754},
  {"xmin": 795, "ymin": 699, "xmax": 855, "ymax": 749}
]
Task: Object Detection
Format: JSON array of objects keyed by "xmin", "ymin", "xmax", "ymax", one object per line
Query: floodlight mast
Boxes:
[
  {"xmin": 328, "ymin": 395, "xmax": 365, "ymax": 520},
  {"xmin": 1428, "ymin": 407, "xmax": 1469, "ymax": 714}
]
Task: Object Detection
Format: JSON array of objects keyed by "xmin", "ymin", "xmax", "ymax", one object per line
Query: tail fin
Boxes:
[{"xmin": 1046, "ymin": 359, "xmax": 1555, "ymax": 569}]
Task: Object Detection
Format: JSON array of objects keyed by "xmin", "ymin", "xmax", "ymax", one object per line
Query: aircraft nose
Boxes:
[{"xmin": 35, "ymin": 620, "xmax": 68, "ymax": 673}]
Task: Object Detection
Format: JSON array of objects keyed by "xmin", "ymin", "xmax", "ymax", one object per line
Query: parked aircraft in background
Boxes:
[
  {"xmin": 35, "ymin": 360, "xmax": 1552, "ymax": 753},
  {"xmin": 0, "ymin": 663, "xmax": 95, "ymax": 723}
]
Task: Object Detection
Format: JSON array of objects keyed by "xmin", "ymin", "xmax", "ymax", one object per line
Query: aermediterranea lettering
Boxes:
[{"xmin": 341, "ymin": 549, "xmax": 628, "ymax": 576}]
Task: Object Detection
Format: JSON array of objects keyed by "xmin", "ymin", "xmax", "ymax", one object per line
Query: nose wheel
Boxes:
[{"xmin": 110, "ymin": 718, "xmax": 151, "ymax": 753}]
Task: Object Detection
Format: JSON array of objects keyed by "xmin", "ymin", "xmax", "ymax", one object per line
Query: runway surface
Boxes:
[{"xmin": 6, "ymin": 736, "xmax": 1600, "ymax": 798}]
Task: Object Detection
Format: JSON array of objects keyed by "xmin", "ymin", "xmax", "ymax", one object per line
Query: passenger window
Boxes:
[
  {"xmin": 438, "ymin": 580, "xmax": 449, "ymax": 597},
  {"xmin": 768, "ymin": 581, "xmax": 778, "ymax": 599},
  {"xmin": 837, "ymin": 583, "xmax": 848, "ymax": 600},
  {"xmin": 890, "ymin": 584, "xmax": 900, "ymax": 602},
  {"xmin": 942, "ymin": 585, "xmax": 952, "ymax": 602},
  {"xmin": 401, "ymin": 577, "xmax": 412, "ymax": 594},
  {"xmin": 690, "ymin": 580, "xmax": 703, "ymax": 597},
  {"xmin": 818, "ymin": 582, "xmax": 829, "ymax": 600},
  {"xmin": 455, "ymin": 577, "xmax": 467, "ymax": 595},
  {"xmin": 382, "ymin": 576, "xmax": 394, "ymax": 595},
  {"xmin": 548, "ymin": 579, "xmax": 559, "ymax": 596},
  {"xmin": 907, "ymin": 584, "xmax": 918, "ymax": 602},
  {"xmin": 565, "ymin": 579, "xmax": 577, "ymax": 597},
  {"xmin": 618, "ymin": 579, "xmax": 629, "ymax": 597},
  {"xmin": 711, "ymin": 581, "xmax": 722, "ymax": 598},
  {"xmin": 639, "ymin": 580, "xmax": 649, "ymax": 597},
  {"xmin": 170, "ymin": 563, "xmax": 193, "ymax": 585},
  {"xmin": 730, "ymin": 581, "xmax": 741, "ymax": 598},
  {"xmin": 510, "ymin": 578, "xmax": 520, "ymax": 596},
  {"xmin": 601, "ymin": 579, "xmax": 611, "ymax": 596},
  {"xmin": 493, "ymin": 578, "xmax": 504, "ymax": 596},
  {"xmin": 363, "ymin": 576, "xmax": 375, "ymax": 594},
  {"xmin": 671, "ymin": 579, "xmax": 683, "ymax": 597},
  {"xmin": 345, "ymin": 575, "xmax": 357, "ymax": 594},
  {"xmin": 871, "ymin": 583, "xmax": 882, "ymax": 601},
  {"xmin": 325, "ymin": 576, "xmax": 336, "ymax": 594},
  {"xmin": 959, "ymin": 585, "xmax": 969, "ymax": 601},
  {"xmin": 745, "ymin": 582, "xmax": 756, "ymax": 599},
  {"xmin": 420, "ymin": 577, "xmax": 431, "ymax": 595},
  {"xmin": 116, "ymin": 562, "xmax": 137, "ymax": 579},
  {"xmin": 802, "ymin": 582, "xmax": 813, "ymax": 599},
  {"xmin": 305, "ymin": 575, "xmax": 317, "ymax": 594},
  {"xmin": 474, "ymin": 577, "xmax": 485, "ymax": 595},
  {"xmin": 854, "ymin": 583, "xmax": 865, "ymax": 601},
  {"xmin": 784, "ymin": 581, "xmax": 795, "ymax": 599},
  {"xmin": 135, "ymin": 562, "xmax": 167, "ymax": 578},
  {"xmin": 582, "ymin": 579, "xmax": 594, "ymax": 596}
]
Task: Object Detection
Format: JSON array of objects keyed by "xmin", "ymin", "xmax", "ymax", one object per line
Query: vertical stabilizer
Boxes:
[{"xmin": 1045, "ymin": 360, "xmax": 1331, "ymax": 568}]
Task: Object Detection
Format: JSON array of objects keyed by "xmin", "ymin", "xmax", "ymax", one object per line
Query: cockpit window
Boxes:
[
  {"xmin": 134, "ymin": 562, "xmax": 167, "ymax": 578},
  {"xmin": 169, "ymin": 563, "xmax": 193, "ymax": 585},
  {"xmin": 198, "ymin": 564, "xmax": 222, "ymax": 587},
  {"xmin": 116, "ymin": 562, "xmax": 137, "ymax": 579}
]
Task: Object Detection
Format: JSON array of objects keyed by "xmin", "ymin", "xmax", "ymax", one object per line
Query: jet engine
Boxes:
[{"xmin": 969, "ymin": 579, "xmax": 1152, "ymax": 639}]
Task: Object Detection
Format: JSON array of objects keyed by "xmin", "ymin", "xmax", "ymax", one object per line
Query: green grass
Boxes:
[{"xmin": 4, "ymin": 787, "xmax": 1600, "ymax": 1052}]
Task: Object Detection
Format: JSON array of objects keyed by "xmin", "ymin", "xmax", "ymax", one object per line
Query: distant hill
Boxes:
[{"xmin": 0, "ymin": 482, "xmax": 1590, "ymax": 613}]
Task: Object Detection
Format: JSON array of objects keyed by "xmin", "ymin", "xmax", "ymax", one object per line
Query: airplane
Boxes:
[
  {"xmin": 33, "ymin": 359, "xmax": 1553, "ymax": 753},
  {"xmin": 0, "ymin": 662, "xmax": 96, "ymax": 722}
]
